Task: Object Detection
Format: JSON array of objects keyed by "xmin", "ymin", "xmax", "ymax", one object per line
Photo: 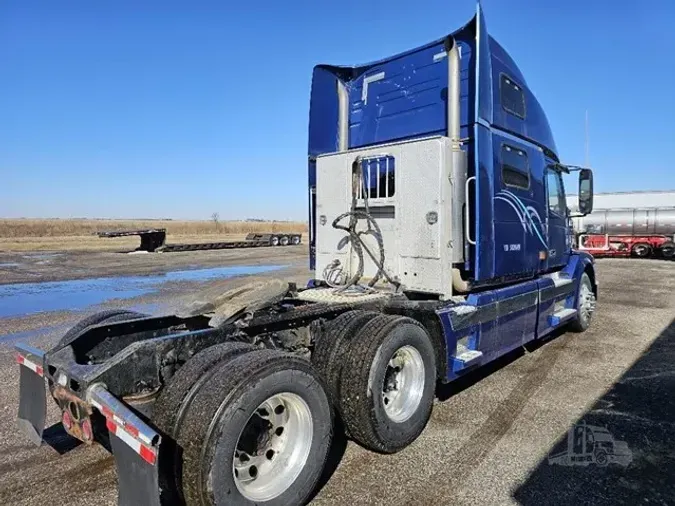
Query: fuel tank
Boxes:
[{"xmin": 573, "ymin": 207, "xmax": 675, "ymax": 235}]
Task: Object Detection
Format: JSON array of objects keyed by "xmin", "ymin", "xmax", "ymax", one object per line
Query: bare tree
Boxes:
[{"xmin": 211, "ymin": 212, "xmax": 220, "ymax": 231}]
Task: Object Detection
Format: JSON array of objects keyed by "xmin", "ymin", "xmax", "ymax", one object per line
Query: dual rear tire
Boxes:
[
  {"xmin": 153, "ymin": 311, "xmax": 436, "ymax": 505},
  {"xmin": 312, "ymin": 311, "xmax": 436, "ymax": 454},
  {"xmin": 153, "ymin": 345, "xmax": 333, "ymax": 506}
]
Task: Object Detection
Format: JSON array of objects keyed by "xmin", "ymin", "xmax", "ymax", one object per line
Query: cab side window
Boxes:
[
  {"xmin": 546, "ymin": 170, "xmax": 566, "ymax": 216},
  {"xmin": 501, "ymin": 145, "xmax": 529, "ymax": 190}
]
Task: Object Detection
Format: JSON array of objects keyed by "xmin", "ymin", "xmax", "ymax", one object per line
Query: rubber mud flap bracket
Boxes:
[
  {"xmin": 110, "ymin": 433, "xmax": 162, "ymax": 506},
  {"xmin": 17, "ymin": 364, "xmax": 47, "ymax": 446}
]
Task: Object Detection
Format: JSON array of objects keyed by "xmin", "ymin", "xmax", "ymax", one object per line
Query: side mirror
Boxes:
[{"xmin": 578, "ymin": 169, "xmax": 593, "ymax": 216}]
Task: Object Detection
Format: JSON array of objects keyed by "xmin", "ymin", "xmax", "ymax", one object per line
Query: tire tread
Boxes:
[
  {"xmin": 311, "ymin": 310, "xmax": 379, "ymax": 406},
  {"xmin": 178, "ymin": 349, "xmax": 332, "ymax": 505},
  {"xmin": 338, "ymin": 314, "xmax": 432, "ymax": 453}
]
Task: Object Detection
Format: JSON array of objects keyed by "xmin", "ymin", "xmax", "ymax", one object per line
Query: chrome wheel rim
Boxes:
[
  {"xmin": 382, "ymin": 345, "xmax": 425, "ymax": 423},
  {"xmin": 579, "ymin": 280, "xmax": 596, "ymax": 324},
  {"xmin": 233, "ymin": 392, "xmax": 313, "ymax": 502}
]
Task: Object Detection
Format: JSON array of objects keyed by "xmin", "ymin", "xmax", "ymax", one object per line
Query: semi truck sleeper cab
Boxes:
[{"xmin": 15, "ymin": 5, "xmax": 597, "ymax": 506}]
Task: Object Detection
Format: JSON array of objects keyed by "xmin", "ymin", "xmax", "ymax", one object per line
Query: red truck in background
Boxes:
[
  {"xmin": 577, "ymin": 233, "xmax": 674, "ymax": 259},
  {"xmin": 571, "ymin": 207, "xmax": 675, "ymax": 259}
]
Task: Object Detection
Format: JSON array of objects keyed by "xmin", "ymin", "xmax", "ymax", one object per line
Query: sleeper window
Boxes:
[
  {"xmin": 501, "ymin": 75, "xmax": 526, "ymax": 119},
  {"xmin": 501, "ymin": 145, "xmax": 529, "ymax": 190}
]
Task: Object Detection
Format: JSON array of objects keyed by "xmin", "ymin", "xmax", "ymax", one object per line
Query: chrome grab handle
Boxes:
[{"xmin": 465, "ymin": 176, "xmax": 476, "ymax": 246}]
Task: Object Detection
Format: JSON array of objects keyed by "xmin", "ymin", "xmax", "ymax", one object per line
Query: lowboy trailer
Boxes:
[
  {"xmin": 16, "ymin": 5, "xmax": 598, "ymax": 506},
  {"xmin": 96, "ymin": 229, "xmax": 303, "ymax": 252}
]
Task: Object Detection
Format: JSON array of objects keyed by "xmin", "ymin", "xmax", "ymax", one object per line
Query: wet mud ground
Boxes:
[{"xmin": 0, "ymin": 250, "xmax": 673, "ymax": 505}]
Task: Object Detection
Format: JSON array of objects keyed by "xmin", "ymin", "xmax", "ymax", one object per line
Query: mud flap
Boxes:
[
  {"xmin": 17, "ymin": 357, "xmax": 47, "ymax": 446},
  {"xmin": 110, "ymin": 433, "xmax": 163, "ymax": 506}
]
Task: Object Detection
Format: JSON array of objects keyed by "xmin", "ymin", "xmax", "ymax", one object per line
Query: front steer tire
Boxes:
[
  {"xmin": 338, "ymin": 314, "xmax": 436, "ymax": 454},
  {"xmin": 177, "ymin": 349, "xmax": 333, "ymax": 506},
  {"xmin": 568, "ymin": 272, "xmax": 595, "ymax": 333}
]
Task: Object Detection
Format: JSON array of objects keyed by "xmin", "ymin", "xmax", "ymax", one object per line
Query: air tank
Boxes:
[{"xmin": 573, "ymin": 207, "xmax": 675, "ymax": 235}]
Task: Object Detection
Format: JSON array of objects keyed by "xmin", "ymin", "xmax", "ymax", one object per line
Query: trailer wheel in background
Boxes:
[
  {"xmin": 660, "ymin": 241, "xmax": 675, "ymax": 259},
  {"xmin": 279, "ymin": 235, "xmax": 290, "ymax": 246},
  {"xmin": 178, "ymin": 350, "xmax": 333, "ymax": 506},
  {"xmin": 152, "ymin": 342, "xmax": 255, "ymax": 504},
  {"xmin": 631, "ymin": 243, "xmax": 652, "ymax": 258},
  {"xmin": 291, "ymin": 235, "xmax": 301, "ymax": 245},
  {"xmin": 311, "ymin": 310, "xmax": 379, "ymax": 408},
  {"xmin": 569, "ymin": 272, "xmax": 595, "ymax": 333},
  {"xmin": 338, "ymin": 315, "xmax": 436, "ymax": 454},
  {"xmin": 270, "ymin": 236, "xmax": 280, "ymax": 246}
]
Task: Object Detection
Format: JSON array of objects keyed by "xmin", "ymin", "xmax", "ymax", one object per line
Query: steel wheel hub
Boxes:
[
  {"xmin": 382, "ymin": 345, "xmax": 425, "ymax": 423},
  {"xmin": 233, "ymin": 392, "xmax": 313, "ymax": 501}
]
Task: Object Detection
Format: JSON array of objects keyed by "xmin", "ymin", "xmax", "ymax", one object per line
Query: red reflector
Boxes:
[
  {"xmin": 125, "ymin": 424, "xmax": 139, "ymax": 438},
  {"xmin": 139, "ymin": 444, "xmax": 157, "ymax": 465},
  {"xmin": 82, "ymin": 419, "xmax": 93, "ymax": 441},
  {"xmin": 16, "ymin": 354, "xmax": 25, "ymax": 365},
  {"xmin": 35, "ymin": 366, "xmax": 44, "ymax": 377},
  {"xmin": 106, "ymin": 418, "xmax": 116, "ymax": 433},
  {"xmin": 101, "ymin": 406, "xmax": 114, "ymax": 419}
]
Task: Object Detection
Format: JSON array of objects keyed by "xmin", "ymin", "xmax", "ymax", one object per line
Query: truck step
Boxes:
[
  {"xmin": 452, "ymin": 343, "xmax": 483, "ymax": 372},
  {"xmin": 449, "ymin": 304, "xmax": 477, "ymax": 315},
  {"xmin": 548, "ymin": 308, "xmax": 577, "ymax": 327},
  {"xmin": 545, "ymin": 272, "xmax": 574, "ymax": 288}
]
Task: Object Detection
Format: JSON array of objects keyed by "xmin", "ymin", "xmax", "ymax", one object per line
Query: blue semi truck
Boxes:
[{"xmin": 15, "ymin": 5, "xmax": 597, "ymax": 506}]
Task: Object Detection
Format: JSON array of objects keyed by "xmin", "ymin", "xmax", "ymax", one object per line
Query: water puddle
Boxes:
[
  {"xmin": 0, "ymin": 264, "xmax": 285, "ymax": 318},
  {"xmin": 22, "ymin": 253, "xmax": 64, "ymax": 260}
]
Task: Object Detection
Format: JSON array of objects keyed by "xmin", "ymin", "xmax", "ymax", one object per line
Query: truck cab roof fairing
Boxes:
[{"xmin": 307, "ymin": 8, "xmax": 559, "ymax": 159}]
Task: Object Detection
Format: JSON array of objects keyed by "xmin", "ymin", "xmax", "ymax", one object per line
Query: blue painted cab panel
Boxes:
[
  {"xmin": 437, "ymin": 251, "xmax": 594, "ymax": 381},
  {"xmin": 347, "ymin": 40, "xmax": 472, "ymax": 149}
]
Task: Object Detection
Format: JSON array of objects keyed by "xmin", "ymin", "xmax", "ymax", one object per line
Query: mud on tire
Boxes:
[
  {"xmin": 177, "ymin": 349, "xmax": 333, "ymax": 506},
  {"xmin": 152, "ymin": 341, "xmax": 255, "ymax": 504},
  {"xmin": 311, "ymin": 310, "xmax": 379, "ymax": 408},
  {"xmin": 338, "ymin": 314, "xmax": 436, "ymax": 454}
]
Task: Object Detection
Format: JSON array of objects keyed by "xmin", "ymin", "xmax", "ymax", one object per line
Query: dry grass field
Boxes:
[{"xmin": 0, "ymin": 219, "xmax": 308, "ymax": 252}]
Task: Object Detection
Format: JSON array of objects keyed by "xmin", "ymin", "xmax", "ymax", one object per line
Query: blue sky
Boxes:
[{"xmin": 1, "ymin": 0, "xmax": 674, "ymax": 220}]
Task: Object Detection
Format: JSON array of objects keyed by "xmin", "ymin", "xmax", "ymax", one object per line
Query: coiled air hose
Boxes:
[{"xmin": 323, "ymin": 157, "xmax": 400, "ymax": 293}]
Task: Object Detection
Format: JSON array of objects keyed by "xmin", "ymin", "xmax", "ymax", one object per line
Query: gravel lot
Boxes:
[{"xmin": 0, "ymin": 252, "xmax": 673, "ymax": 505}]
